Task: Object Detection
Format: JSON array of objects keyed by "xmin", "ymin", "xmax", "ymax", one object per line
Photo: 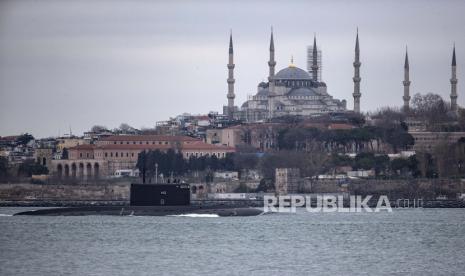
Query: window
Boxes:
[
  {"xmin": 127, "ymin": 142, "xmax": 129, "ymax": 144},
  {"xmin": 120, "ymin": 142, "xmax": 123, "ymax": 144},
  {"xmin": 105, "ymin": 153, "xmax": 108, "ymax": 157},
  {"xmin": 111, "ymin": 152, "xmax": 113, "ymax": 157},
  {"xmin": 116, "ymin": 152, "xmax": 118, "ymax": 157},
  {"xmin": 139, "ymin": 142, "xmax": 142, "ymax": 144},
  {"xmin": 126, "ymin": 153, "xmax": 129, "ymax": 157},
  {"xmin": 80, "ymin": 153, "xmax": 82, "ymax": 158},
  {"xmin": 133, "ymin": 142, "xmax": 136, "ymax": 144},
  {"xmin": 114, "ymin": 142, "xmax": 117, "ymax": 144},
  {"xmin": 146, "ymin": 141, "xmax": 149, "ymax": 145},
  {"xmin": 131, "ymin": 153, "xmax": 134, "ymax": 157},
  {"xmin": 121, "ymin": 152, "xmax": 123, "ymax": 158},
  {"xmin": 86, "ymin": 153, "xmax": 89, "ymax": 158}
]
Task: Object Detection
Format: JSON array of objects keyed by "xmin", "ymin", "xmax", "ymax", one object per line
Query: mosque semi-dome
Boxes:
[{"xmin": 287, "ymin": 87, "xmax": 318, "ymax": 97}]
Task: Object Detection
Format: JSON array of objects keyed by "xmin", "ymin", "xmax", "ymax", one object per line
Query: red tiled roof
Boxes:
[
  {"xmin": 182, "ymin": 143, "xmax": 235, "ymax": 151},
  {"xmin": 0, "ymin": 135, "xmax": 20, "ymax": 141},
  {"xmin": 99, "ymin": 135, "xmax": 200, "ymax": 142},
  {"xmin": 68, "ymin": 144, "xmax": 95, "ymax": 150},
  {"xmin": 226, "ymin": 123, "xmax": 284, "ymax": 130},
  {"xmin": 94, "ymin": 143, "xmax": 234, "ymax": 151},
  {"xmin": 95, "ymin": 144, "xmax": 173, "ymax": 150}
]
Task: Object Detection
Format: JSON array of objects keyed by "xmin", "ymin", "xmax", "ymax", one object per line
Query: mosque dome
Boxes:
[
  {"xmin": 256, "ymin": 88, "xmax": 269, "ymax": 97},
  {"xmin": 274, "ymin": 65, "xmax": 311, "ymax": 80}
]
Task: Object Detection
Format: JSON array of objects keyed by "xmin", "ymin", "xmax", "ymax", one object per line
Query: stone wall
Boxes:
[
  {"xmin": 1, "ymin": 178, "xmax": 464, "ymax": 204},
  {"xmin": 303, "ymin": 178, "xmax": 465, "ymax": 199},
  {"xmin": 0, "ymin": 183, "xmax": 130, "ymax": 202}
]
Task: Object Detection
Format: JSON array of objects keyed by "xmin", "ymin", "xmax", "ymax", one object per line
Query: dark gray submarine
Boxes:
[{"xmin": 14, "ymin": 183, "xmax": 263, "ymax": 217}]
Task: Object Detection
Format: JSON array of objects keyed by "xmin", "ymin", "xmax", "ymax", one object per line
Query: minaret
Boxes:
[
  {"xmin": 403, "ymin": 47, "xmax": 411, "ymax": 112},
  {"xmin": 352, "ymin": 29, "xmax": 361, "ymax": 113},
  {"xmin": 227, "ymin": 32, "xmax": 236, "ymax": 120},
  {"xmin": 268, "ymin": 28, "xmax": 276, "ymax": 119},
  {"xmin": 268, "ymin": 28, "xmax": 276, "ymax": 82},
  {"xmin": 312, "ymin": 35, "xmax": 319, "ymax": 82},
  {"xmin": 450, "ymin": 44, "xmax": 458, "ymax": 113}
]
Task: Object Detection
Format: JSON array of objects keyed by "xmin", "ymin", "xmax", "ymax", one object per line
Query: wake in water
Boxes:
[
  {"xmin": 0, "ymin": 214, "xmax": 13, "ymax": 217},
  {"xmin": 167, "ymin": 214, "xmax": 220, "ymax": 218}
]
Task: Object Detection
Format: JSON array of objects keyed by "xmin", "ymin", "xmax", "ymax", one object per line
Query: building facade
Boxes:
[
  {"xmin": 275, "ymin": 168, "xmax": 301, "ymax": 195},
  {"xmin": 51, "ymin": 135, "xmax": 235, "ymax": 178},
  {"xmin": 409, "ymin": 131, "xmax": 465, "ymax": 152}
]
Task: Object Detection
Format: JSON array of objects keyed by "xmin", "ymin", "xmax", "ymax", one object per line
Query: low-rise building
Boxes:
[
  {"xmin": 214, "ymin": 171, "xmax": 239, "ymax": 180},
  {"xmin": 275, "ymin": 168, "xmax": 300, "ymax": 195},
  {"xmin": 409, "ymin": 131, "xmax": 465, "ymax": 152},
  {"xmin": 50, "ymin": 135, "xmax": 235, "ymax": 178}
]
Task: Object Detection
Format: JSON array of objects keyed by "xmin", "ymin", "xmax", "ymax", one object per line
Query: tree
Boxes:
[
  {"xmin": 91, "ymin": 125, "xmax": 108, "ymax": 133},
  {"xmin": 371, "ymin": 107, "xmax": 405, "ymax": 130},
  {"xmin": 385, "ymin": 128, "xmax": 414, "ymax": 153},
  {"xmin": 353, "ymin": 152, "xmax": 389, "ymax": 176},
  {"xmin": 259, "ymin": 150, "xmax": 328, "ymax": 181},
  {"xmin": 416, "ymin": 152, "xmax": 437, "ymax": 178},
  {"xmin": 61, "ymin": 148, "xmax": 69, "ymax": 159},
  {"xmin": 17, "ymin": 160, "xmax": 48, "ymax": 177},
  {"xmin": 354, "ymin": 152, "xmax": 375, "ymax": 170},
  {"xmin": 233, "ymin": 153, "xmax": 258, "ymax": 171},
  {"xmin": 411, "ymin": 93, "xmax": 452, "ymax": 130},
  {"xmin": 16, "ymin": 133, "xmax": 34, "ymax": 146},
  {"xmin": 390, "ymin": 158, "xmax": 410, "ymax": 174},
  {"xmin": 255, "ymin": 178, "xmax": 274, "ymax": 192},
  {"xmin": 278, "ymin": 127, "xmax": 320, "ymax": 151},
  {"xmin": 0, "ymin": 157, "xmax": 9, "ymax": 178}
]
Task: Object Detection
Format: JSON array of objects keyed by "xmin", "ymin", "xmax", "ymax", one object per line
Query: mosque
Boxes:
[
  {"xmin": 223, "ymin": 30, "xmax": 361, "ymax": 122},
  {"xmin": 223, "ymin": 29, "xmax": 458, "ymax": 121}
]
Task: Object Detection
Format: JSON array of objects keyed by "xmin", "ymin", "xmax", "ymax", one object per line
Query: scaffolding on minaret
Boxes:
[{"xmin": 306, "ymin": 46, "xmax": 322, "ymax": 81}]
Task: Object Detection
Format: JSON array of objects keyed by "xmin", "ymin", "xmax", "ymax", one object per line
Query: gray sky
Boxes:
[{"xmin": 0, "ymin": 0, "xmax": 464, "ymax": 138}]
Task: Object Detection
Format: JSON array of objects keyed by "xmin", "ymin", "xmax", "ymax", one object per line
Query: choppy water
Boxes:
[{"xmin": 1, "ymin": 208, "xmax": 465, "ymax": 276}]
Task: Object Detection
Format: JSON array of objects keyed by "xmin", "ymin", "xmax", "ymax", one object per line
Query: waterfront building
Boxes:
[
  {"xmin": 409, "ymin": 131, "xmax": 465, "ymax": 152},
  {"xmin": 50, "ymin": 135, "xmax": 235, "ymax": 178},
  {"xmin": 275, "ymin": 168, "xmax": 300, "ymax": 195}
]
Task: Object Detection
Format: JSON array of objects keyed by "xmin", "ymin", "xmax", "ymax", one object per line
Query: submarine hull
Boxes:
[{"xmin": 14, "ymin": 206, "xmax": 263, "ymax": 217}]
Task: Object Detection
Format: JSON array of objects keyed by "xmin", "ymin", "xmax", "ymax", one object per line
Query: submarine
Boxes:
[{"xmin": 14, "ymin": 183, "xmax": 264, "ymax": 217}]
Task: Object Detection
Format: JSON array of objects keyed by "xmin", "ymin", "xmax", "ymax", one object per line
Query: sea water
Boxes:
[{"xmin": 1, "ymin": 207, "xmax": 464, "ymax": 275}]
